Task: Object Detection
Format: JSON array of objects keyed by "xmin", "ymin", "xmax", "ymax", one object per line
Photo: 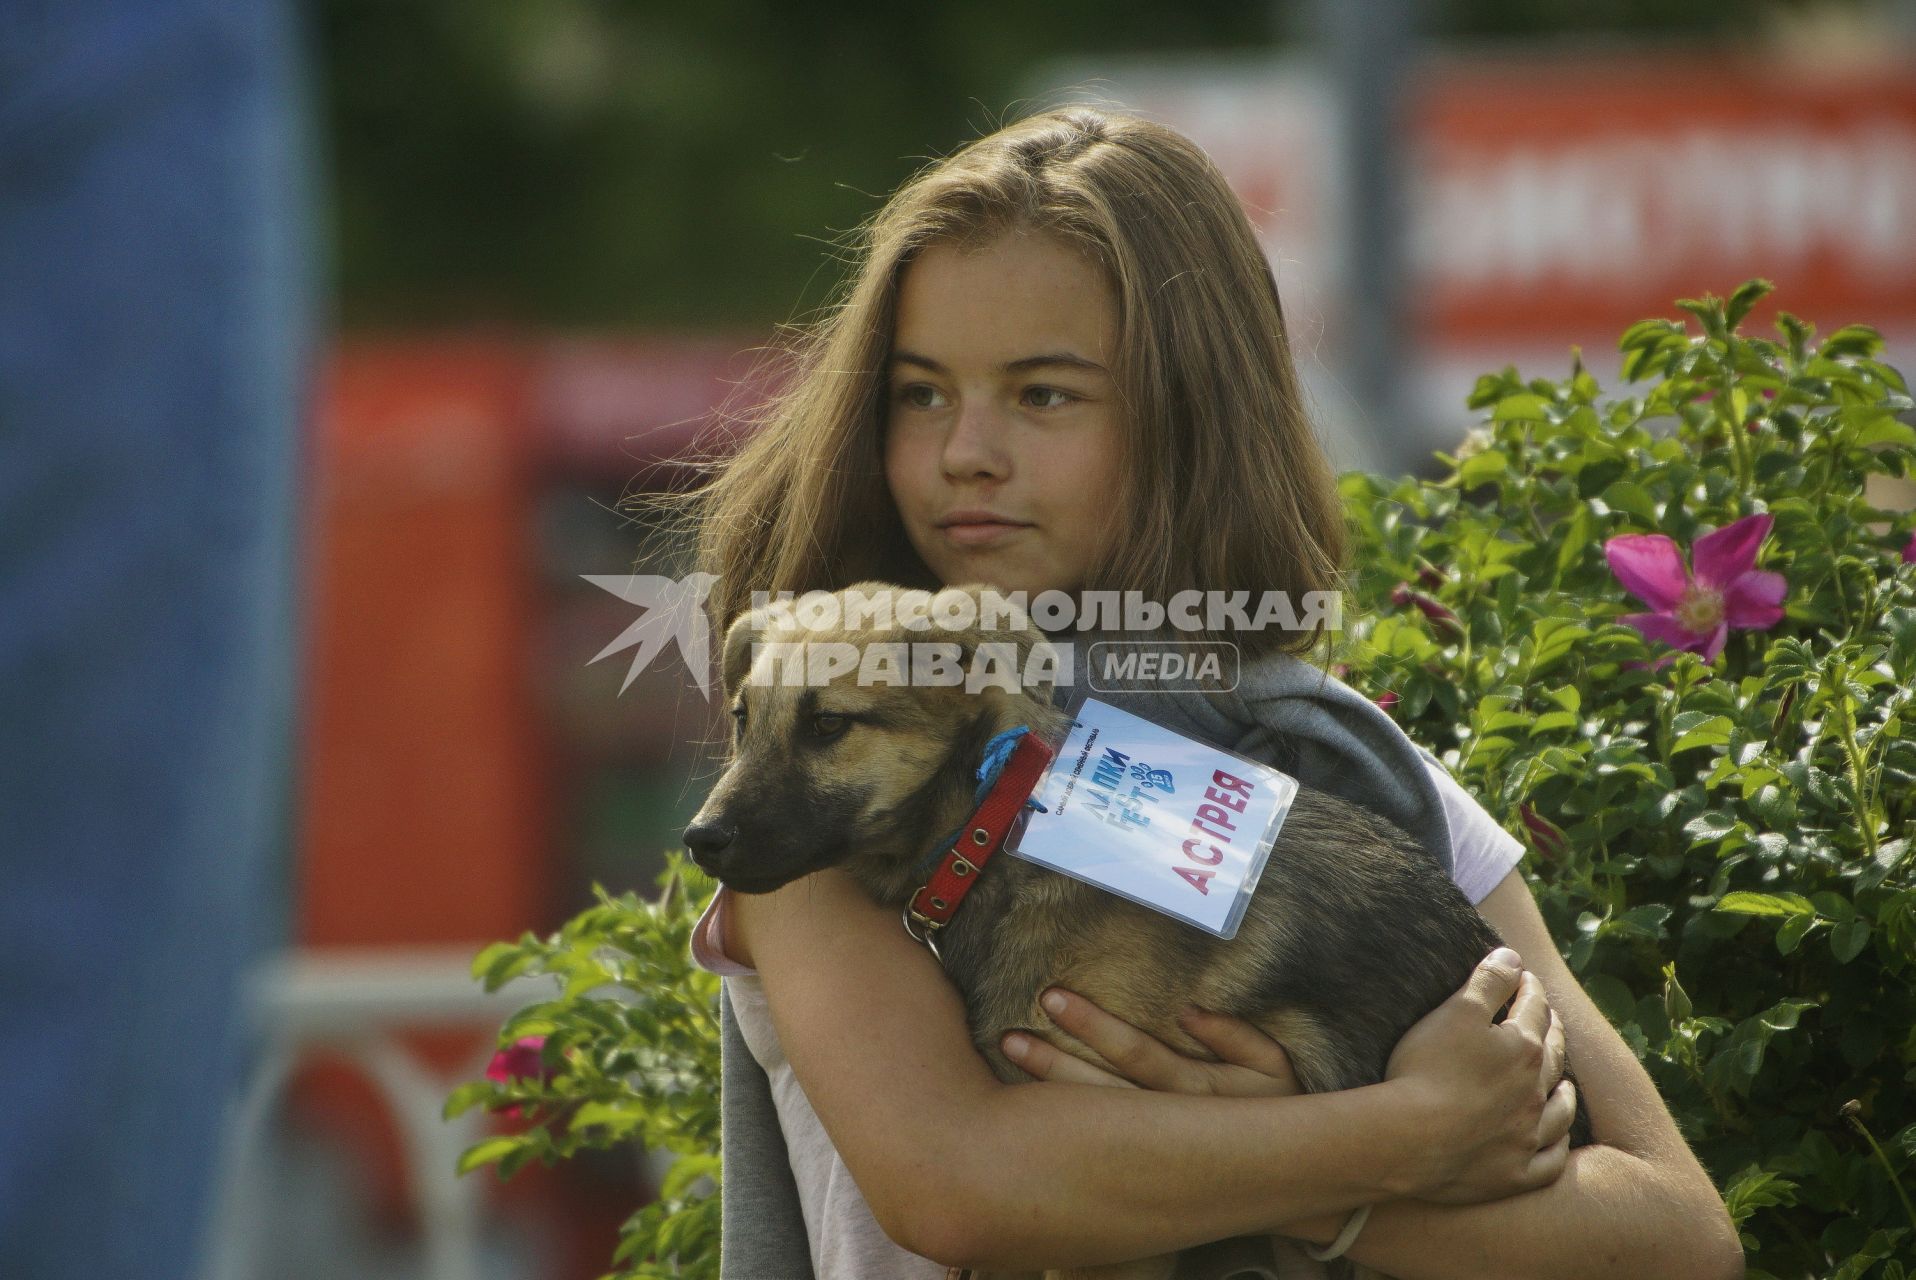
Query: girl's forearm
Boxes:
[
  {"xmin": 925, "ymin": 1077, "xmax": 1422, "ymax": 1270},
  {"xmin": 928, "ymin": 1094, "xmax": 1740, "ymax": 1280},
  {"xmin": 1284, "ymin": 1146, "xmax": 1743, "ymax": 1280}
]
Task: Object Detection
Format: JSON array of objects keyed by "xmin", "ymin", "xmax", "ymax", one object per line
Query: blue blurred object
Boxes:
[{"xmin": 0, "ymin": 2, "xmax": 319, "ymax": 1276}]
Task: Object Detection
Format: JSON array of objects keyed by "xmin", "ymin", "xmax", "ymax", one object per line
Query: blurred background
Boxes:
[{"xmin": 3, "ymin": 1, "xmax": 1914, "ymax": 1278}]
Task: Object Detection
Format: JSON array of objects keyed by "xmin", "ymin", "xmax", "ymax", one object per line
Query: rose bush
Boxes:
[
  {"xmin": 446, "ymin": 864, "xmax": 723, "ymax": 1278},
  {"xmin": 452, "ymin": 281, "xmax": 1915, "ymax": 1280},
  {"xmin": 1339, "ymin": 279, "xmax": 1915, "ymax": 1279}
]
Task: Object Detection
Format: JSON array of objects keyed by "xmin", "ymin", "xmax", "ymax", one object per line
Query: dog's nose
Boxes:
[{"xmin": 683, "ymin": 821, "xmax": 736, "ymax": 869}]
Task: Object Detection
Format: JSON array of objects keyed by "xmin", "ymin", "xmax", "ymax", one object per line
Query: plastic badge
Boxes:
[{"xmin": 1005, "ymin": 692, "xmax": 1299, "ymax": 939}]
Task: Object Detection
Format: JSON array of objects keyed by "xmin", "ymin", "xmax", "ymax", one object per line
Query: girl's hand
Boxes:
[
  {"xmin": 1383, "ymin": 946, "xmax": 1578, "ymax": 1205},
  {"xmin": 1001, "ymin": 988, "xmax": 1301, "ymax": 1098}
]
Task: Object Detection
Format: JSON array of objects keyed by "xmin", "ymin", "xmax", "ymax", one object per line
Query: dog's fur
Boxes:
[{"xmin": 687, "ymin": 582, "xmax": 1589, "ymax": 1280}]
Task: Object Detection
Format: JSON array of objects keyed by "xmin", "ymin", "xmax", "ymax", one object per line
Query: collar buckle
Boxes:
[{"xmin": 902, "ymin": 902, "xmax": 944, "ymax": 965}]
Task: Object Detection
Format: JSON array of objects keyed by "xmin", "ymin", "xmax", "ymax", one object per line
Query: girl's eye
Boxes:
[
  {"xmin": 730, "ymin": 706, "xmax": 746, "ymax": 733},
  {"xmin": 811, "ymin": 712, "xmax": 848, "ymax": 739},
  {"xmin": 1023, "ymin": 386, "xmax": 1076, "ymax": 409},
  {"xmin": 893, "ymin": 383, "xmax": 944, "ymax": 410}
]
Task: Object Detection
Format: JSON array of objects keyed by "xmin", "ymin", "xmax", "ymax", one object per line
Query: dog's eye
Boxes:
[{"xmin": 810, "ymin": 712, "xmax": 848, "ymax": 739}]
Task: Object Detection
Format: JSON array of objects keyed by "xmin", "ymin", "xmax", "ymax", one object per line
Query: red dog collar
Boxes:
[{"xmin": 904, "ymin": 732, "xmax": 1056, "ymax": 961}]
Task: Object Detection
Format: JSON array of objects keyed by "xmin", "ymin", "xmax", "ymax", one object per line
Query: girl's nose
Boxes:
[{"xmin": 940, "ymin": 400, "xmax": 1012, "ymax": 480}]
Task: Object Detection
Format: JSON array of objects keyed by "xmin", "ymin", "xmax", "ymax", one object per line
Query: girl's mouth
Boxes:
[{"xmin": 940, "ymin": 520, "xmax": 1031, "ymax": 547}]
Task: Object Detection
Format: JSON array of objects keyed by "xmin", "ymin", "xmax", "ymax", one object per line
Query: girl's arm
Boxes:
[
  {"xmin": 1013, "ymin": 870, "xmax": 1747, "ymax": 1280},
  {"xmin": 726, "ymin": 866, "xmax": 1572, "ymax": 1271},
  {"xmin": 1333, "ymin": 870, "xmax": 1742, "ymax": 1279}
]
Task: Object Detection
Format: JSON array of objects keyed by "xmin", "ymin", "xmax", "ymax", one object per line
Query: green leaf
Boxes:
[
  {"xmin": 1600, "ymin": 479, "xmax": 1660, "ymax": 525},
  {"xmin": 1830, "ymin": 918, "xmax": 1870, "ymax": 963},
  {"xmin": 443, "ymin": 1081, "xmax": 499, "ymax": 1121},
  {"xmin": 456, "ymin": 1135, "xmax": 528, "ymax": 1177},
  {"xmin": 1722, "ymin": 1164, "xmax": 1797, "ymax": 1225},
  {"xmin": 475, "ymin": 940, "xmax": 540, "ymax": 989},
  {"xmin": 1529, "ymin": 710, "xmax": 1579, "ymax": 735},
  {"xmin": 1685, "ymin": 811, "xmax": 1740, "ymax": 842},
  {"xmin": 1678, "ymin": 296, "xmax": 1727, "ymax": 340},
  {"xmin": 1529, "ymin": 619, "xmax": 1592, "ymax": 672},
  {"xmin": 1759, "ymin": 999, "xmax": 1815, "ymax": 1032},
  {"xmin": 1777, "ymin": 912, "xmax": 1816, "ymax": 954},
  {"xmin": 660, "ymin": 1152, "xmax": 722, "ymax": 1200},
  {"xmin": 1458, "ymin": 449, "xmax": 1509, "ymax": 487},
  {"xmin": 1673, "ymin": 715, "xmax": 1735, "ymax": 753},
  {"xmin": 1606, "ymin": 904, "xmax": 1673, "ymax": 939},
  {"xmin": 1848, "ymin": 410, "xmax": 1916, "ymax": 449},
  {"xmin": 1491, "ymin": 393, "xmax": 1553, "ymax": 422},
  {"xmin": 1554, "ymin": 508, "xmax": 1594, "ymax": 574},
  {"xmin": 572, "ymin": 1100, "xmax": 645, "ymax": 1139},
  {"xmin": 1620, "ymin": 318, "xmax": 1683, "ymax": 351},
  {"xmin": 1724, "ymin": 279, "xmax": 1775, "ymax": 331},
  {"xmin": 1716, "ymin": 891, "xmax": 1816, "ymax": 918},
  {"xmin": 1748, "ymin": 784, "xmax": 1796, "ymax": 828},
  {"xmin": 1820, "ymin": 323, "xmax": 1883, "ymax": 358}
]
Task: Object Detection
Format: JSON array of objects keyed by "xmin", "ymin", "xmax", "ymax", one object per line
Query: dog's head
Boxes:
[{"xmin": 683, "ymin": 581, "xmax": 1071, "ymax": 900}]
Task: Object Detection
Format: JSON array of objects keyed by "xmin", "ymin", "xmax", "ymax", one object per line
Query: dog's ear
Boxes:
[
  {"xmin": 934, "ymin": 583, "xmax": 1065, "ymax": 698},
  {"xmin": 719, "ymin": 602, "xmax": 783, "ymax": 700}
]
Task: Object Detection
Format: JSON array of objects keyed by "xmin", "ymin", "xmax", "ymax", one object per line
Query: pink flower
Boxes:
[
  {"xmin": 486, "ymin": 1036, "xmax": 554, "ymax": 1120},
  {"xmin": 1903, "ymin": 530, "xmax": 1916, "ymax": 564},
  {"xmin": 1604, "ymin": 513, "xmax": 1786, "ymax": 664},
  {"xmin": 1374, "ymin": 689, "xmax": 1400, "ymax": 713}
]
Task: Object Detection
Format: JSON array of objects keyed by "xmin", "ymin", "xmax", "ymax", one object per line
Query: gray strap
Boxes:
[{"xmin": 718, "ymin": 979, "xmax": 816, "ymax": 1279}]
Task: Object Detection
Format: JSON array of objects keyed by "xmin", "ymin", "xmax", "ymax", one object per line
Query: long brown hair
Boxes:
[{"xmin": 648, "ymin": 105, "xmax": 1349, "ymax": 662}]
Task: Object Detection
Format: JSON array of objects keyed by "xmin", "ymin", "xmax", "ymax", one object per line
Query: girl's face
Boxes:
[{"xmin": 882, "ymin": 229, "xmax": 1125, "ymax": 600}]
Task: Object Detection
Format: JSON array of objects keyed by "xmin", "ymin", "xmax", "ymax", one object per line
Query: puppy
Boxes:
[{"xmin": 686, "ymin": 582, "xmax": 1588, "ymax": 1280}]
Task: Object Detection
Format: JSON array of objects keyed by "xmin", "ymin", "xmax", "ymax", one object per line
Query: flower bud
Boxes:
[
  {"xmin": 1397, "ymin": 588, "xmax": 1464, "ymax": 640},
  {"xmin": 1518, "ymin": 802, "xmax": 1568, "ymax": 861}
]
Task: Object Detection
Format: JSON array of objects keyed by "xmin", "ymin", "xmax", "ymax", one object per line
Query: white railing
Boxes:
[{"xmin": 200, "ymin": 946, "xmax": 577, "ymax": 1280}]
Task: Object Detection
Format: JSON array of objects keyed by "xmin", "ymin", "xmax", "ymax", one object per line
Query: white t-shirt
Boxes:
[{"xmin": 690, "ymin": 753, "xmax": 1526, "ymax": 1280}]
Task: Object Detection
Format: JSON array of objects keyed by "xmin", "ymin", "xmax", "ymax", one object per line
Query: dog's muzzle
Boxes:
[
  {"xmin": 683, "ymin": 819, "xmax": 812, "ymax": 893},
  {"xmin": 683, "ymin": 820, "xmax": 735, "ymax": 876}
]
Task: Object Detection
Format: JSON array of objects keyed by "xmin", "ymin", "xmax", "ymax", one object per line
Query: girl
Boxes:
[{"xmin": 676, "ymin": 106, "xmax": 1741, "ymax": 1279}]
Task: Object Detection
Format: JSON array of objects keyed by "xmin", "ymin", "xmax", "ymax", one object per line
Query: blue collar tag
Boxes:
[{"xmin": 1005, "ymin": 693, "xmax": 1297, "ymax": 940}]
